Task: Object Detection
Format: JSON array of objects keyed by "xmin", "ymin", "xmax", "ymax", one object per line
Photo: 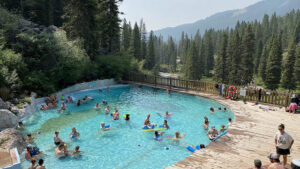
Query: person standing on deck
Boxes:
[{"xmin": 274, "ymin": 124, "xmax": 294, "ymax": 167}]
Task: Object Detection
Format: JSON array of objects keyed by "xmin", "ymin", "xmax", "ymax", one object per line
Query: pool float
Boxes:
[
  {"xmin": 142, "ymin": 124, "xmax": 155, "ymax": 130},
  {"xmin": 123, "ymin": 113, "xmax": 130, "ymax": 118},
  {"xmin": 159, "ymin": 125, "xmax": 169, "ymax": 129},
  {"xmin": 228, "ymin": 86, "xmax": 236, "ymax": 95},
  {"xmin": 104, "ymin": 125, "xmax": 110, "ymax": 128},
  {"xmin": 187, "ymin": 146, "xmax": 195, "ymax": 153},
  {"xmin": 213, "ymin": 131, "xmax": 227, "ymax": 142},
  {"xmin": 141, "ymin": 128, "xmax": 167, "ymax": 132}
]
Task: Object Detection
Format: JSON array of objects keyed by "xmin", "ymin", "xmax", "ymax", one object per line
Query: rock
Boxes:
[
  {"xmin": 47, "ymin": 25, "xmax": 58, "ymax": 33},
  {"xmin": 10, "ymin": 98, "xmax": 19, "ymax": 105},
  {"xmin": 0, "ymin": 109, "xmax": 18, "ymax": 130},
  {"xmin": 0, "ymin": 98, "xmax": 8, "ymax": 109},
  {"xmin": 10, "ymin": 106, "xmax": 19, "ymax": 115},
  {"xmin": 0, "ymin": 128, "xmax": 26, "ymax": 154}
]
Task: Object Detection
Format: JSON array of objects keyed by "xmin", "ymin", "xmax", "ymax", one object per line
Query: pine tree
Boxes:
[
  {"xmin": 228, "ymin": 31, "xmax": 242, "ymax": 85},
  {"xmin": 121, "ymin": 19, "xmax": 131, "ymax": 51},
  {"xmin": 240, "ymin": 24, "xmax": 255, "ymax": 85},
  {"xmin": 258, "ymin": 42, "xmax": 270, "ymax": 82},
  {"xmin": 262, "ymin": 14, "xmax": 270, "ymax": 44},
  {"xmin": 281, "ymin": 41, "xmax": 296, "ymax": 90},
  {"xmin": 294, "ymin": 43, "xmax": 300, "ymax": 88},
  {"xmin": 144, "ymin": 31, "xmax": 155, "ymax": 70},
  {"xmin": 140, "ymin": 20, "xmax": 147, "ymax": 60},
  {"xmin": 203, "ymin": 30, "xmax": 214, "ymax": 76},
  {"xmin": 265, "ymin": 35, "xmax": 282, "ymax": 90},
  {"xmin": 62, "ymin": 0, "xmax": 98, "ymax": 59},
  {"xmin": 130, "ymin": 23, "xmax": 141, "ymax": 60},
  {"xmin": 185, "ymin": 41, "xmax": 199, "ymax": 80},
  {"xmin": 294, "ymin": 20, "xmax": 300, "ymax": 44},
  {"xmin": 254, "ymin": 40, "xmax": 263, "ymax": 74},
  {"xmin": 214, "ymin": 32, "xmax": 228, "ymax": 83},
  {"xmin": 167, "ymin": 37, "xmax": 177, "ymax": 72},
  {"xmin": 97, "ymin": 0, "xmax": 122, "ymax": 53}
]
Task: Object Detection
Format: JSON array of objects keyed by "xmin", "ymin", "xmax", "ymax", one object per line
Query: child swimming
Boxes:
[
  {"xmin": 154, "ymin": 131, "xmax": 165, "ymax": 141},
  {"xmin": 100, "ymin": 122, "xmax": 110, "ymax": 131},
  {"xmin": 203, "ymin": 116, "xmax": 209, "ymax": 130},
  {"xmin": 69, "ymin": 127, "xmax": 80, "ymax": 139},
  {"xmin": 219, "ymin": 124, "xmax": 226, "ymax": 133},
  {"xmin": 94, "ymin": 103, "xmax": 100, "ymax": 110},
  {"xmin": 161, "ymin": 120, "xmax": 170, "ymax": 129},
  {"xmin": 113, "ymin": 108, "xmax": 119, "ymax": 120},
  {"xmin": 105, "ymin": 105, "xmax": 110, "ymax": 114}
]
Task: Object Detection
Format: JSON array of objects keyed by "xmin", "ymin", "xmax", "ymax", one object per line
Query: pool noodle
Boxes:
[
  {"xmin": 140, "ymin": 128, "xmax": 167, "ymax": 132},
  {"xmin": 213, "ymin": 131, "xmax": 227, "ymax": 142}
]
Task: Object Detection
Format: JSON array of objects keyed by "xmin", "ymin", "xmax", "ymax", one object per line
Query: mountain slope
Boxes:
[{"xmin": 154, "ymin": 0, "xmax": 300, "ymax": 41}]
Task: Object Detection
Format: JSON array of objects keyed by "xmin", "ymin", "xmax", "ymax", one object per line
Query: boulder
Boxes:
[
  {"xmin": 0, "ymin": 128, "xmax": 26, "ymax": 154},
  {"xmin": 10, "ymin": 98, "xmax": 19, "ymax": 105},
  {"xmin": 10, "ymin": 106, "xmax": 19, "ymax": 115},
  {"xmin": 0, "ymin": 98, "xmax": 8, "ymax": 109},
  {"xmin": 0, "ymin": 109, "xmax": 18, "ymax": 130}
]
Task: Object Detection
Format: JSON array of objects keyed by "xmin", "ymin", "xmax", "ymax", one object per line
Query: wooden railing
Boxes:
[{"xmin": 126, "ymin": 73, "xmax": 293, "ymax": 107}]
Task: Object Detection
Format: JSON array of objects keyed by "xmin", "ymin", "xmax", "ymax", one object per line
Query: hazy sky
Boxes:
[{"xmin": 120, "ymin": 0, "xmax": 262, "ymax": 31}]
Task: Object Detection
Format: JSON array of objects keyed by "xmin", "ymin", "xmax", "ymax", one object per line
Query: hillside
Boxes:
[{"xmin": 154, "ymin": 0, "xmax": 300, "ymax": 40}]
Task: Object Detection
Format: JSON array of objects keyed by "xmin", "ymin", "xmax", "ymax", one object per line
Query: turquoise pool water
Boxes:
[{"xmin": 21, "ymin": 85, "xmax": 233, "ymax": 169}]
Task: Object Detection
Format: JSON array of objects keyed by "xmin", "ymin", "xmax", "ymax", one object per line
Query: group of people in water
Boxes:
[{"xmin": 29, "ymin": 86, "xmax": 232, "ymax": 169}]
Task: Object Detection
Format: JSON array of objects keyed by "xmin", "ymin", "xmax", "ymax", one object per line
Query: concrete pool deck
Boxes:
[{"xmin": 128, "ymin": 82, "xmax": 300, "ymax": 169}]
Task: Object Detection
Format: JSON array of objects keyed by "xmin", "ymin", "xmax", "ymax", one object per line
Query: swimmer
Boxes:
[
  {"xmin": 36, "ymin": 159, "xmax": 46, "ymax": 169},
  {"xmin": 207, "ymin": 126, "xmax": 219, "ymax": 140},
  {"xmin": 168, "ymin": 132, "xmax": 185, "ymax": 141},
  {"xmin": 154, "ymin": 131, "xmax": 165, "ymax": 141},
  {"xmin": 99, "ymin": 89, "xmax": 103, "ymax": 92},
  {"xmin": 218, "ymin": 107, "xmax": 222, "ymax": 110},
  {"xmin": 66, "ymin": 96, "xmax": 73, "ymax": 103},
  {"xmin": 210, "ymin": 107, "xmax": 215, "ymax": 113},
  {"xmin": 28, "ymin": 158, "xmax": 36, "ymax": 169},
  {"xmin": 113, "ymin": 108, "xmax": 119, "ymax": 120},
  {"xmin": 72, "ymin": 146, "xmax": 83, "ymax": 156},
  {"xmin": 228, "ymin": 117, "xmax": 232, "ymax": 127},
  {"xmin": 102, "ymin": 99, "xmax": 108, "ymax": 105},
  {"xmin": 84, "ymin": 95, "xmax": 94, "ymax": 100},
  {"xmin": 60, "ymin": 101, "xmax": 66, "ymax": 111},
  {"xmin": 219, "ymin": 124, "xmax": 226, "ymax": 133},
  {"xmin": 203, "ymin": 116, "xmax": 209, "ymax": 130},
  {"xmin": 54, "ymin": 131, "xmax": 63, "ymax": 146},
  {"xmin": 164, "ymin": 111, "xmax": 172, "ymax": 117},
  {"xmin": 106, "ymin": 87, "xmax": 110, "ymax": 92},
  {"xmin": 17, "ymin": 121, "xmax": 25, "ymax": 130},
  {"xmin": 223, "ymin": 107, "xmax": 227, "ymax": 112},
  {"xmin": 105, "ymin": 105, "xmax": 110, "ymax": 114},
  {"xmin": 60, "ymin": 94, "xmax": 65, "ymax": 100},
  {"xmin": 100, "ymin": 122, "xmax": 110, "ymax": 130},
  {"xmin": 26, "ymin": 133, "xmax": 35, "ymax": 144},
  {"xmin": 124, "ymin": 114, "xmax": 130, "ymax": 121},
  {"xmin": 76, "ymin": 100, "xmax": 81, "ymax": 106},
  {"xmin": 40, "ymin": 104, "xmax": 48, "ymax": 110},
  {"xmin": 69, "ymin": 127, "xmax": 80, "ymax": 139},
  {"xmin": 144, "ymin": 114, "xmax": 151, "ymax": 125},
  {"xmin": 94, "ymin": 103, "xmax": 100, "ymax": 110},
  {"xmin": 162, "ymin": 120, "xmax": 170, "ymax": 129},
  {"xmin": 55, "ymin": 144, "xmax": 67, "ymax": 157},
  {"xmin": 185, "ymin": 144, "xmax": 206, "ymax": 152},
  {"xmin": 25, "ymin": 146, "xmax": 42, "ymax": 160}
]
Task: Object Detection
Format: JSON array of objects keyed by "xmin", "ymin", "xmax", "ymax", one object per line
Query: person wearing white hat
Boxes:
[{"xmin": 267, "ymin": 153, "xmax": 284, "ymax": 169}]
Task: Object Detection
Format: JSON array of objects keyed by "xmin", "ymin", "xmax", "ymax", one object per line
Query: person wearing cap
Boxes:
[
  {"xmin": 274, "ymin": 124, "xmax": 294, "ymax": 167},
  {"xmin": 206, "ymin": 126, "xmax": 219, "ymax": 140},
  {"xmin": 268, "ymin": 153, "xmax": 284, "ymax": 169}
]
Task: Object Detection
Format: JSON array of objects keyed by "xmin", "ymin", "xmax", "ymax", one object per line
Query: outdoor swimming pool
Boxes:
[{"xmin": 21, "ymin": 85, "xmax": 233, "ymax": 169}]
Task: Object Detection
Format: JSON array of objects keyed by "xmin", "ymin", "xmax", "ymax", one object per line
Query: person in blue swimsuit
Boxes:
[
  {"xmin": 69, "ymin": 127, "xmax": 80, "ymax": 139},
  {"xmin": 154, "ymin": 131, "xmax": 165, "ymax": 141}
]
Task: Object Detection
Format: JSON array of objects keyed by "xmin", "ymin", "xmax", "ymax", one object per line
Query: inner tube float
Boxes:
[{"xmin": 228, "ymin": 86, "xmax": 236, "ymax": 95}]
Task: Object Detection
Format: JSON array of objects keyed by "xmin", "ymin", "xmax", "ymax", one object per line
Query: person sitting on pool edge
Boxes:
[
  {"xmin": 70, "ymin": 127, "xmax": 80, "ymax": 139},
  {"xmin": 154, "ymin": 131, "xmax": 165, "ymax": 141},
  {"xmin": 207, "ymin": 126, "xmax": 219, "ymax": 140},
  {"xmin": 203, "ymin": 116, "xmax": 209, "ymax": 130},
  {"xmin": 168, "ymin": 132, "xmax": 185, "ymax": 141},
  {"xmin": 100, "ymin": 122, "xmax": 110, "ymax": 130},
  {"xmin": 54, "ymin": 131, "xmax": 63, "ymax": 146}
]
